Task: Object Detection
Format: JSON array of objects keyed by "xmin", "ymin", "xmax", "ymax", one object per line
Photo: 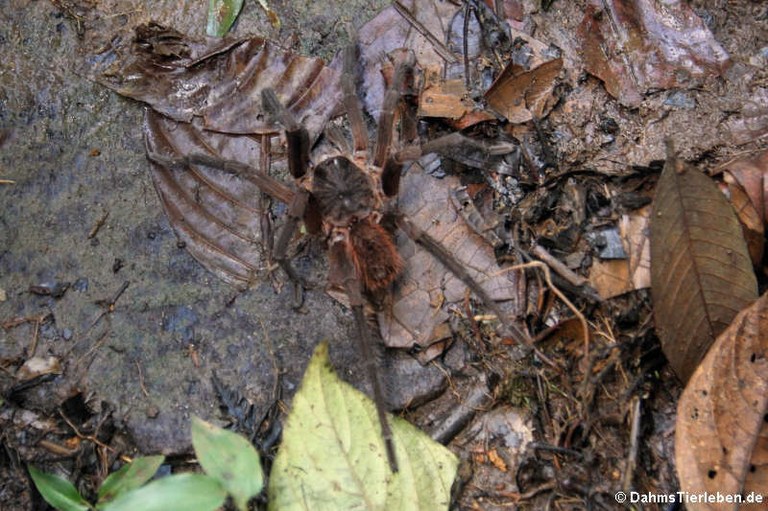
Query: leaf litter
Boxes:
[{"xmin": 3, "ymin": 0, "xmax": 768, "ymax": 509}]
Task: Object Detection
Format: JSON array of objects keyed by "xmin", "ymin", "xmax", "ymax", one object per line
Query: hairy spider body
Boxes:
[
  {"xmin": 348, "ymin": 218, "xmax": 403, "ymax": 292},
  {"xmin": 312, "ymin": 155, "xmax": 404, "ymax": 293}
]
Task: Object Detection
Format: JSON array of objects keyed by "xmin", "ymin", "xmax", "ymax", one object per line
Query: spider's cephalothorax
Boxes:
[
  {"xmin": 314, "ymin": 156, "xmax": 404, "ymax": 293},
  {"xmin": 313, "ymin": 156, "xmax": 378, "ymax": 225}
]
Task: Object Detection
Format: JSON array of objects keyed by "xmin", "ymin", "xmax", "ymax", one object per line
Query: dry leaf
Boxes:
[
  {"xmin": 485, "ymin": 58, "xmax": 563, "ymax": 123},
  {"xmin": 651, "ymin": 145, "xmax": 757, "ymax": 383},
  {"xmin": 577, "ymin": 0, "xmax": 730, "ymax": 107},
  {"xmin": 378, "ymin": 159, "xmax": 520, "ymax": 358},
  {"xmin": 418, "ymin": 66, "xmax": 480, "ymax": 121},
  {"xmin": 676, "ymin": 292, "xmax": 768, "ymax": 511},
  {"xmin": 589, "ymin": 206, "xmax": 651, "ymax": 299},
  {"xmin": 724, "ymin": 177, "xmax": 765, "ymax": 267},
  {"xmin": 96, "ymin": 24, "xmax": 343, "ymax": 288},
  {"xmin": 17, "ymin": 356, "xmax": 62, "ymax": 381},
  {"xmin": 723, "ymin": 149, "xmax": 768, "ymax": 226},
  {"xmin": 144, "ymin": 112, "xmax": 283, "ymax": 288},
  {"xmin": 94, "ymin": 23, "xmax": 341, "ymax": 139}
]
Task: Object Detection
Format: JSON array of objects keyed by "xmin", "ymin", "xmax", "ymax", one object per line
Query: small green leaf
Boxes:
[
  {"xmin": 99, "ymin": 473, "xmax": 226, "ymax": 511},
  {"xmin": 97, "ymin": 455, "xmax": 165, "ymax": 504},
  {"xmin": 28, "ymin": 466, "xmax": 92, "ymax": 511},
  {"xmin": 191, "ymin": 417, "xmax": 264, "ymax": 510},
  {"xmin": 207, "ymin": 0, "xmax": 244, "ymax": 37},
  {"xmin": 268, "ymin": 342, "xmax": 459, "ymax": 511}
]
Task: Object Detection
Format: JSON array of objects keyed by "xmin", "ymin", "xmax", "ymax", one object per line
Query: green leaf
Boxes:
[
  {"xmin": 206, "ymin": 0, "xmax": 244, "ymax": 37},
  {"xmin": 97, "ymin": 455, "xmax": 165, "ymax": 504},
  {"xmin": 99, "ymin": 474, "xmax": 226, "ymax": 511},
  {"xmin": 268, "ymin": 342, "xmax": 458, "ymax": 511},
  {"xmin": 28, "ymin": 466, "xmax": 92, "ymax": 511},
  {"xmin": 191, "ymin": 417, "xmax": 264, "ymax": 510}
]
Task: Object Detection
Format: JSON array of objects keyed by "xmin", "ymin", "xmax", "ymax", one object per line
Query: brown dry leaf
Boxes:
[
  {"xmin": 418, "ymin": 66, "xmax": 477, "ymax": 120},
  {"xmin": 378, "ymin": 159, "xmax": 521, "ymax": 358},
  {"xmin": 357, "ymin": 0, "xmax": 459, "ymax": 120},
  {"xmin": 724, "ymin": 177, "xmax": 765, "ymax": 267},
  {"xmin": 577, "ymin": 0, "xmax": 730, "ymax": 107},
  {"xmin": 675, "ymin": 292, "xmax": 768, "ymax": 510},
  {"xmin": 651, "ymin": 145, "xmax": 758, "ymax": 383},
  {"xmin": 723, "ymin": 149, "xmax": 768, "ymax": 226},
  {"xmin": 16, "ymin": 356, "xmax": 62, "ymax": 381},
  {"xmin": 588, "ymin": 206, "xmax": 651, "ymax": 299},
  {"xmin": 95, "ymin": 24, "xmax": 342, "ymax": 288},
  {"xmin": 144, "ymin": 111, "xmax": 289, "ymax": 288},
  {"xmin": 485, "ymin": 58, "xmax": 563, "ymax": 124},
  {"xmin": 93, "ymin": 23, "xmax": 341, "ymax": 139}
]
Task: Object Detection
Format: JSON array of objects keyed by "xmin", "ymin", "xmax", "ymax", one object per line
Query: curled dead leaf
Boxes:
[
  {"xmin": 17, "ymin": 356, "xmax": 62, "ymax": 381},
  {"xmin": 676, "ymin": 292, "xmax": 768, "ymax": 511},
  {"xmin": 93, "ymin": 23, "xmax": 341, "ymax": 139},
  {"xmin": 724, "ymin": 177, "xmax": 765, "ymax": 267},
  {"xmin": 485, "ymin": 58, "xmax": 563, "ymax": 124},
  {"xmin": 723, "ymin": 149, "xmax": 768, "ymax": 227}
]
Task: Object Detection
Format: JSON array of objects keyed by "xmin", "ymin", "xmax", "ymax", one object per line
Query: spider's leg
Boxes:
[
  {"xmin": 268, "ymin": 187, "xmax": 310, "ymax": 307},
  {"xmin": 261, "ymin": 89, "xmax": 310, "ymax": 179},
  {"xmin": 373, "ymin": 52, "xmax": 417, "ymax": 167},
  {"xmin": 329, "ymin": 241, "xmax": 399, "ymax": 473},
  {"xmin": 173, "ymin": 153, "xmax": 296, "ymax": 204},
  {"xmin": 395, "ymin": 215, "xmax": 532, "ymax": 346},
  {"xmin": 153, "ymin": 152, "xmax": 309, "ymax": 301},
  {"xmin": 373, "ymin": 51, "xmax": 418, "ymax": 197},
  {"xmin": 396, "ymin": 131, "xmax": 517, "ymax": 172},
  {"xmin": 341, "ymin": 41, "xmax": 367, "ymax": 155}
]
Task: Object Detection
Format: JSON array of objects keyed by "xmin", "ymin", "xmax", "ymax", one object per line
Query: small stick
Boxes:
[
  {"xmin": 136, "ymin": 360, "xmax": 150, "ymax": 397},
  {"xmin": 495, "ymin": 261, "xmax": 590, "ymax": 357},
  {"xmin": 88, "ymin": 211, "xmax": 110, "ymax": 239},
  {"xmin": 622, "ymin": 397, "xmax": 641, "ymax": 492},
  {"xmin": 430, "ymin": 376, "xmax": 495, "ymax": 444},
  {"xmin": 392, "ymin": 1, "xmax": 457, "ymax": 64},
  {"xmin": 530, "ymin": 243, "xmax": 588, "ymax": 288}
]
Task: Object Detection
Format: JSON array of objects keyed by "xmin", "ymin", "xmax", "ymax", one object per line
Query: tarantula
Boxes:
[{"xmin": 152, "ymin": 43, "xmax": 529, "ymax": 471}]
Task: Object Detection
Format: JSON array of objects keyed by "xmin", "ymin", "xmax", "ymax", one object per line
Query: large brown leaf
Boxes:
[
  {"xmin": 379, "ymin": 159, "xmax": 521, "ymax": 359},
  {"xmin": 143, "ymin": 110, "xmax": 289, "ymax": 288},
  {"xmin": 650, "ymin": 145, "xmax": 757, "ymax": 383},
  {"xmin": 577, "ymin": 0, "xmax": 730, "ymax": 107},
  {"xmin": 93, "ymin": 23, "xmax": 341, "ymax": 139},
  {"xmin": 676, "ymin": 292, "xmax": 768, "ymax": 510},
  {"xmin": 94, "ymin": 24, "xmax": 342, "ymax": 288}
]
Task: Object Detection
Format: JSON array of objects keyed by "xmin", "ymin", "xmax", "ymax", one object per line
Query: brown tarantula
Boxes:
[{"xmin": 152, "ymin": 43, "xmax": 529, "ymax": 471}]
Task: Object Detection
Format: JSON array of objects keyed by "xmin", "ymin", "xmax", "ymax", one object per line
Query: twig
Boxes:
[
  {"xmin": 136, "ymin": 360, "xmax": 149, "ymax": 397},
  {"xmin": 88, "ymin": 211, "xmax": 110, "ymax": 239},
  {"xmin": 90, "ymin": 280, "xmax": 130, "ymax": 328},
  {"xmin": 1, "ymin": 313, "xmax": 50, "ymax": 358},
  {"xmin": 37, "ymin": 439, "xmax": 79, "ymax": 457},
  {"xmin": 58, "ymin": 409, "xmax": 115, "ymax": 455},
  {"xmin": 392, "ymin": 1, "xmax": 457, "ymax": 64},
  {"xmin": 494, "ymin": 261, "xmax": 590, "ymax": 358},
  {"xmin": 430, "ymin": 375, "xmax": 496, "ymax": 444},
  {"xmin": 622, "ymin": 397, "xmax": 641, "ymax": 492},
  {"xmin": 530, "ymin": 243, "xmax": 588, "ymax": 288}
]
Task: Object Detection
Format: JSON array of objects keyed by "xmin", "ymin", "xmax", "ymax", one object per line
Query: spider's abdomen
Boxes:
[
  {"xmin": 313, "ymin": 156, "xmax": 376, "ymax": 224},
  {"xmin": 349, "ymin": 219, "xmax": 404, "ymax": 292}
]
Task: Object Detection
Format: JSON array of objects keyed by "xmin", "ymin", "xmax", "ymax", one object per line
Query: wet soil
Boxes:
[{"xmin": 1, "ymin": 0, "xmax": 767, "ymax": 510}]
